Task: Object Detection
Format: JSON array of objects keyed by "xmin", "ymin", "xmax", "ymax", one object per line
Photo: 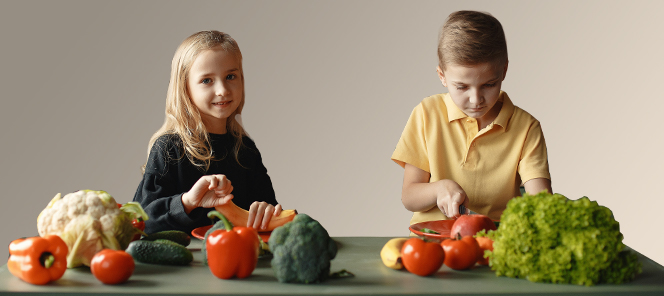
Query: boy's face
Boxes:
[{"xmin": 437, "ymin": 62, "xmax": 508, "ymax": 124}]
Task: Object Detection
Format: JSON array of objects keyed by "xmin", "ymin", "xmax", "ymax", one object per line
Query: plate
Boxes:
[
  {"xmin": 191, "ymin": 225, "xmax": 272, "ymax": 243},
  {"xmin": 409, "ymin": 220, "xmax": 456, "ymax": 241}
]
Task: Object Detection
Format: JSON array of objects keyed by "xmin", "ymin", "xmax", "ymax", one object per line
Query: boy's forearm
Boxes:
[{"xmin": 402, "ymin": 182, "xmax": 439, "ymax": 212}]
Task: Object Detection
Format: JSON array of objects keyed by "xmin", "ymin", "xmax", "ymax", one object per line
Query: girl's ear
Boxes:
[{"xmin": 436, "ymin": 66, "xmax": 447, "ymax": 87}]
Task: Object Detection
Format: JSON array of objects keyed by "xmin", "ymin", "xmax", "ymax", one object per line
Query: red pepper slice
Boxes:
[
  {"xmin": 206, "ymin": 211, "xmax": 260, "ymax": 279},
  {"xmin": 7, "ymin": 235, "xmax": 68, "ymax": 285}
]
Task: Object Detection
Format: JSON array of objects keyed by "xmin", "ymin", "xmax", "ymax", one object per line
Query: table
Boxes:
[{"xmin": 1, "ymin": 237, "xmax": 663, "ymax": 295}]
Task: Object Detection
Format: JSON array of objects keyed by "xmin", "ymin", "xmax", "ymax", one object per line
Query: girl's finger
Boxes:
[
  {"xmin": 247, "ymin": 202, "xmax": 259, "ymax": 227},
  {"xmin": 261, "ymin": 205, "xmax": 274, "ymax": 230},
  {"xmin": 208, "ymin": 176, "xmax": 218, "ymax": 190},
  {"xmin": 252, "ymin": 203, "xmax": 269, "ymax": 229},
  {"xmin": 273, "ymin": 204, "xmax": 283, "ymax": 216}
]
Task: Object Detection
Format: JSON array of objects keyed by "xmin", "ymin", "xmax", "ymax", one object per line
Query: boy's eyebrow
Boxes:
[{"xmin": 452, "ymin": 76, "xmax": 500, "ymax": 85}]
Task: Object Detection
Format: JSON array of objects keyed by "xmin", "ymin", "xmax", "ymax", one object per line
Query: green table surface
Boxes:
[{"xmin": 1, "ymin": 237, "xmax": 663, "ymax": 296}]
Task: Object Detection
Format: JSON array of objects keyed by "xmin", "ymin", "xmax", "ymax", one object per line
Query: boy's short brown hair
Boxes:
[{"xmin": 438, "ymin": 11, "xmax": 508, "ymax": 70}]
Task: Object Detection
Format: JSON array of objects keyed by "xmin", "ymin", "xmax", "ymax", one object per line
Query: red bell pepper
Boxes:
[
  {"xmin": 206, "ymin": 211, "xmax": 260, "ymax": 279},
  {"xmin": 7, "ymin": 235, "xmax": 68, "ymax": 285},
  {"xmin": 118, "ymin": 203, "xmax": 146, "ymax": 241}
]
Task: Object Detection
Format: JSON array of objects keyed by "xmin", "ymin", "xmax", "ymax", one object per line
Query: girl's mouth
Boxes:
[{"xmin": 213, "ymin": 101, "xmax": 232, "ymax": 107}]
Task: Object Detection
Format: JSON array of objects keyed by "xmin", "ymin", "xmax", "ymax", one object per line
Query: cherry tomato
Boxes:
[
  {"xmin": 90, "ymin": 249, "xmax": 135, "ymax": 284},
  {"xmin": 475, "ymin": 236, "xmax": 493, "ymax": 266},
  {"xmin": 400, "ymin": 237, "xmax": 445, "ymax": 276},
  {"xmin": 441, "ymin": 236, "xmax": 480, "ymax": 270}
]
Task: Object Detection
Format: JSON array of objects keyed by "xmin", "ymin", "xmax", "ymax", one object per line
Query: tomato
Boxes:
[
  {"xmin": 475, "ymin": 236, "xmax": 494, "ymax": 266},
  {"xmin": 400, "ymin": 238, "xmax": 445, "ymax": 276},
  {"xmin": 441, "ymin": 236, "xmax": 480, "ymax": 270},
  {"xmin": 90, "ymin": 249, "xmax": 135, "ymax": 285}
]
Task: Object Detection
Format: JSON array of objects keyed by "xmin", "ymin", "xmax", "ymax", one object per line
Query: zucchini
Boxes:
[
  {"xmin": 143, "ymin": 230, "xmax": 191, "ymax": 247},
  {"xmin": 126, "ymin": 240, "xmax": 193, "ymax": 266}
]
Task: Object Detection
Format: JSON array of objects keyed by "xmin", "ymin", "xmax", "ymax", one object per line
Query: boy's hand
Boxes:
[
  {"xmin": 247, "ymin": 202, "xmax": 282, "ymax": 231},
  {"xmin": 435, "ymin": 179, "xmax": 468, "ymax": 219},
  {"xmin": 182, "ymin": 174, "xmax": 234, "ymax": 214}
]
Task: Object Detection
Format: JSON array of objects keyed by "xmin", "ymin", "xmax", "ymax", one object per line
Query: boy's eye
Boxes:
[
  {"xmin": 484, "ymin": 83, "xmax": 496, "ymax": 88},
  {"xmin": 201, "ymin": 78, "xmax": 212, "ymax": 84},
  {"xmin": 456, "ymin": 85, "xmax": 467, "ymax": 90}
]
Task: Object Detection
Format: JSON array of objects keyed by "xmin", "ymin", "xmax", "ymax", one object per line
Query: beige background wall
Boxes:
[{"xmin": 1, "ymin": 0, "xmax": 663, "ymax": 266}]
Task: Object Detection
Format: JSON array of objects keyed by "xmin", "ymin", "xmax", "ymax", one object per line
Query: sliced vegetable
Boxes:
[
  {"xmin": 401, "ymin": 237, "xmax": 445, "ymax": 276},
  {"xmin": 7, "ymin": 235, "xmax": 68, "ymax": 285},
  {"xmin": 90, "ymin": 249, "xmax": 135, "ymax": 285},
  {"xmin": 206, "ymin": 211, "xmax": 260, "ymax": 279},
  {"xmin": 215, "ymin": 200, "xmax": 296, "ymax": 231}
]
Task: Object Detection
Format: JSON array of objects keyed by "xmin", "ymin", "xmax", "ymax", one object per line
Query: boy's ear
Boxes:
[
  {"xmin": 501, "ymin": 60, "xmax": 509, "ymax": 80},
  {"xmin": 436, "ymin": 65, "xmax": 447, "ymax": 87}
]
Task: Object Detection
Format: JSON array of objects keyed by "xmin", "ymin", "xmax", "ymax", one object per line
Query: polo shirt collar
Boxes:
[{"xmin": 444, "ymin": 91, "xmax": 515, "ymax": 130}]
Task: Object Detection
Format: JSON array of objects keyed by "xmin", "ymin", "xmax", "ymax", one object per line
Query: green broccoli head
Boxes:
[
  {"xmin": 489, "ymin": 192, "xmax": 641, "ymax": 286},
  {"xmin": 268, "ymin": 214, "xmax": 337, "ymax": 284}
]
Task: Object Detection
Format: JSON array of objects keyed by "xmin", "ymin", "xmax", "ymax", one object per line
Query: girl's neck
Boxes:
[{"xmin": 202, "ymin": 117, "xmax": 227, "ymax": 134}]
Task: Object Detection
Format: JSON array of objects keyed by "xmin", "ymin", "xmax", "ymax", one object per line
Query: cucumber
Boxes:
[
  {"xmin": 143, "ymin": 230, "xmax": 191, "ymax": 247},
  {"xmin": 126, "ymin": 240, "xmax": 193, "ymax": 266}
]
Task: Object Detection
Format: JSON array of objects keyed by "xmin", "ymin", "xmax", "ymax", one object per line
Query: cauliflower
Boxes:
[{"xmin": 37, "ymin": 190, "xmax": 148, "ymax": 268}]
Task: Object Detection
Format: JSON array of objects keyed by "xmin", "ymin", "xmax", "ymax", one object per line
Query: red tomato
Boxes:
[
  {"xmin": 90, "ymin": 249, "xmax": 135, "ymax": 285},
  {"xmin": 441, "ymin": 236, "xmax": 480, "ymax": 270},
  {"xmin": 400, "ymin": 238, "xmax": 445, "ymax": 276},
  {"xmin": 475, "ymin": 236, "xmax": 494, "ymax": 266}
]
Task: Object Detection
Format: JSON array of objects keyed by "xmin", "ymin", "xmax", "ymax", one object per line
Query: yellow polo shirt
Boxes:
[{"xmin": 392, "ymin": 91, "xmax": 550, "ymax": 224}]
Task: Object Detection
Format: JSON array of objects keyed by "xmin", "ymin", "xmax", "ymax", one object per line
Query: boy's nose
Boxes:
[{"xmin": 468, "ymin": 90, "xmax": 483, "ymax": 105}]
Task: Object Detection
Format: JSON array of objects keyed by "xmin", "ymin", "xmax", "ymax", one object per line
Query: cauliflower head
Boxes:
[{"xmin": 37, "ymin": 190, "xmax": 148, "ymax": 268}]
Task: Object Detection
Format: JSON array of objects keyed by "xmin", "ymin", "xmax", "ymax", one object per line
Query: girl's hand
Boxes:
[
  {"xmin": 435, "ymin": 179, "xmax": 468, "ymax": 219},
  {"xmin": 247, "ymin": 202, "xmax": 282, "ymax": 231},
  {"xmin": 182, "ymin": 175, "xmax": 234, "ymax": 214}
]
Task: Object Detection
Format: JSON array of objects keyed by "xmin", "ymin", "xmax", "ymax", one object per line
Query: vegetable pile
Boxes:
[
  {"xmin": 37, "ymin": 190, "xmax": 148, "ymax": 268},
  {"xmin": 268, "ymin": 214, "xmax": 338, "ymax": 284},
  {"xmin": 487, "ymin": 191, "xmax": 642, "ymax": 286}
]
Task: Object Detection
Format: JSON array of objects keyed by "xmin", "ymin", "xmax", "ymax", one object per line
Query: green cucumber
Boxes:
[
  {"xmin": 126, "ymin": 240, "xmax": 193, "ymax": 266},
  {"xmin": 143, "ymin": 230, "xmax": 191, "ymax": 246}
]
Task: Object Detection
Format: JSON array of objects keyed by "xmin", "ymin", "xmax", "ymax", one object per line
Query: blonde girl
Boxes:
[{"xmin": 133, "ymin": 30, "xmax": 282, "ymax": 234}]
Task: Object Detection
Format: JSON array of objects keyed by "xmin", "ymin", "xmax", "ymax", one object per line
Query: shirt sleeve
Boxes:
[
  {"xmin": 243, "ymin": 137, "xmax": 278, "ymax": 207},
  {"xmin": 517, "ymin": 120, "xmax": 551, "ymax": 183},
  {"xmin": 132, "ymin": 136, "xmax": 208, "ymax": 234},
  {"xmin": 391, "ymin": 103, "xmax": 430, "ymax": 173}
]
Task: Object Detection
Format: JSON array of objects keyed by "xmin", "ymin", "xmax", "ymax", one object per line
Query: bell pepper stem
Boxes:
[
  {"xmin": 40, "ymin": 253, "xmax": 55, "ymax": 269},
  {"xmin": 207, "ymin": 211, "xmax": 234, "ymax": 231}
]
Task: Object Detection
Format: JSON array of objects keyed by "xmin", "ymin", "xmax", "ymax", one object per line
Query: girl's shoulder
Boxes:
[{"xmin": 150, "ymin": 133, "xmax": 185, "ymax": 157}]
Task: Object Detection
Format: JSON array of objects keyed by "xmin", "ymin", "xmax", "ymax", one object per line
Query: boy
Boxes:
[{"xmin": 392, "ymin": 11, "xmax": 552, "ymax": 225}]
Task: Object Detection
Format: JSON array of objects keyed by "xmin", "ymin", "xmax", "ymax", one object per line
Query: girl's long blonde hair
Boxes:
[{"xmin": 142, "ymin": 30, "xmax": 247, "ymax": 173}]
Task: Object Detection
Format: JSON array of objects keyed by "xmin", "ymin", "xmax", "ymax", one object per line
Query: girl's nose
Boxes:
[{"xmin": 215, "ymin": 82, "xmax": 230, "ymax": 96}]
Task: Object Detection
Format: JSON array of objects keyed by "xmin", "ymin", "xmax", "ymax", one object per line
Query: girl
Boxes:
[{"xmin": 133, "ymin": 30, "xmax": 282, "ymax": 234}]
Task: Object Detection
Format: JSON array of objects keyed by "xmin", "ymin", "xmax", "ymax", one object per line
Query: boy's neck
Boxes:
[{"xmin": 477, "ymin": 101, "xmax": 503, "ymax": 130}]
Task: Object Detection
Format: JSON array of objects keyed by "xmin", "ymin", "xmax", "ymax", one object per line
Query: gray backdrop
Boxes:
[{"xmin": 2, "ymin": 0, "xmax": 663, "ymax": 265}]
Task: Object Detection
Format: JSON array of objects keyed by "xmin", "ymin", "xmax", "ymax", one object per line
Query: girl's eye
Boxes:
[
  {"xmin": 201, "ymin": 78, "xmax": 212, "ymax": 84},
  {"xmin": 226, "ymin": 74, "xmax": 236, "ymax": 80}
]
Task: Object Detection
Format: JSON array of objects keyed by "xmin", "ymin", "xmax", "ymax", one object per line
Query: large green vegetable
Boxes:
[
  {"xmin": 268, "ymin": 214, "xmax": 337, "ymax": 284},
  {"xmin": 487, "ymin": 192, "xmax": 641, "ymax": 286},
  {"xmin": 37, "ymin": 190, "xmax": 148, "ymax": 268}
]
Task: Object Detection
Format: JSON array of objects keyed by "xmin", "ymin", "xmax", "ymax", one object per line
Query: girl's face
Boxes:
[
  {"xmin": 187, "ymin": 47, "xmax": 243, "ymax": 134},
  {"xmin": 437, "ymin": 62, "xmax": 507, "ymax": 127}
]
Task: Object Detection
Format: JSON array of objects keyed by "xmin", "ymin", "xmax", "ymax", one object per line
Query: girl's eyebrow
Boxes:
[{"xmin": 197, "ymin": 68, "xmax": 240, "ymax": 77}]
